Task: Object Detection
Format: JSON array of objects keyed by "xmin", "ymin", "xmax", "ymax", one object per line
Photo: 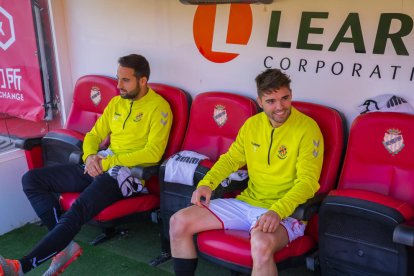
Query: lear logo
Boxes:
[
  {"xmin": 0, "ymin": 7, "xmax": 15, "ymax": 51},
  {"xmin": 193, "ymin": 4, "xmax": 252, "ymax": 63}
]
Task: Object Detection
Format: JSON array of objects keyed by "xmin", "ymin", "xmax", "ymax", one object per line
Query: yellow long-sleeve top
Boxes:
[
  {"xmin": 82, "ymin": 88, "xmax": 172, "ymax": 171},
  {"xmin": 198, "ymin": 107, "xmax": 324, "ymax": 219}
]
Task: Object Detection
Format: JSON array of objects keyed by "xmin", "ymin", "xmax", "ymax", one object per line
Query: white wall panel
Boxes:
[
  {"xmin": 0, "ymin": 150, "xmax": 38, "ymax": 235},
  {"xmin": 56, "ymin": 0, "xmax": 414, "ymax": 127}
]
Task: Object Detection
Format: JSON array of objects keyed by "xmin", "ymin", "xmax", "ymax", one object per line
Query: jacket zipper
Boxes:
[
  {"xmin": 123, "ymin": 101, "xmax": 133, "ymax": 129},
  {"xmin": 268, "ymin": 128, "xmax": 274, "ymax": 165}
]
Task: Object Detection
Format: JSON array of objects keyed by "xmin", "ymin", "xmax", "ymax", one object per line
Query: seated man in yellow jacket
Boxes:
[
  {"xmin": 170, "ymin": 68, "xmax": 323, "ymax": 276},
  {"xmin": 0, "ymin": 54, "xmax": 172, "ymax": 276}
]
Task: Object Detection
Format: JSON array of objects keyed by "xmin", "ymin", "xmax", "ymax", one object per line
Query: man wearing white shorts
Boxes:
[{"xmin": 170, "ymin": 69, "xmax": 324, "ymax": 276}]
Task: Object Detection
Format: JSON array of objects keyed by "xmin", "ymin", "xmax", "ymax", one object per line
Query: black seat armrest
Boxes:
[
  {"xmin": 14, "ymin": 137, "xmax": 43, "ymax": 150},
  {"xmin": 41, "ymin": 132, "xmax": 84, "ymax": 167},
  {"xmin": 291, "ymin": 193, "xmax": 326, "ymax": 221},
  {"xmin": 42, "ymin": 132, "xmax": 83, "ymax": 148},
  {"xmin": 393, "ymin": 220, "xmax": 414, "ymax": 246},
  {"xmin": 131, "ymin": 163, "xmax": 160, "ymax": 180},
  {"xmin": 213, "ymin": 178, "xmax": 248, "ymax": 199},
  {"xmin": 194, "ymin": 163, "xmax": 210, "ymax": 185},
  {"xmin": 194, "ymin": 162, "xmax": 248, "ymax": 197},
  {"xmin": 160, "ymin": 158, "xmax": 212, "ymax": 187}
]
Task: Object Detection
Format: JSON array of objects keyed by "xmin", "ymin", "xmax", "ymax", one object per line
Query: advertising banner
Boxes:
[{"xmin": 0, "ymin": 0, "xmax": 45, "ymax": 121}]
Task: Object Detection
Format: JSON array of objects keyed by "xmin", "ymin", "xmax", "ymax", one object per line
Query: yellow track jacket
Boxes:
[
  {"xmin": 82, "ymin": 88, "xmax": 172, "ymax": 171},
  {"xmin": 198, "ymin": 107, "xmax": 324, "ymax": 219}
]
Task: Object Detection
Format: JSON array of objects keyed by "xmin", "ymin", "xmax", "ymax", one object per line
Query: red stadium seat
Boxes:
[
  {"xmin": 17, "ymin": 76, "xmax": 192, "ymax": 244},
  {"xmin": 151, "ymin": 92, "xmax": 258, "ymax": 265},
  {"xmin": 196, "ymin": 101, "xmax": 346, "ymax": 274},
  {"xmin": 59, "ymin": 82, "xmax": 191, "ymax": 244},
  {"xmin": 318, "ymin": 112, "xmax": 414, "ymax": 275},
  {"xmin": 16, "ymin": 75, "xmax": 119, "ymax": 169}
]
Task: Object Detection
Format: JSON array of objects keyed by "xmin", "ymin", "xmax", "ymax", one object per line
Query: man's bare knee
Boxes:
[
  {"xmin": 251, "ymin": 232, "xmax": 275, "ymax": 261},
  {"xmin": 170, "ymin": 204, "xmax": 223, "ymax": 244},
  {"xmin": 169, "ymin": 210, "xmax": 188, "ymax": 240}
]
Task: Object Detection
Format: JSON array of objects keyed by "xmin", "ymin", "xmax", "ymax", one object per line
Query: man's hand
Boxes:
[
  {"xmin": 84, "ymin": 154, "xmax": 104, "ymax": 177},
  {"xmin": 191, "ymin": 186, "xmax": 213, "ymax": 207},
  {"xmin": 253, "ymin": 210, "xmax": 281, "ymax": 233}
]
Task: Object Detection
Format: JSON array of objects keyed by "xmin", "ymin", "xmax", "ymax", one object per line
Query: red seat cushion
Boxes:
[
  {"xmin": 198, "ymin": 229, "xmax": 316, "ymax": 268},
  {"xmin": 60, "ymin": 192, "xmax": 159, "ymax": 221}
]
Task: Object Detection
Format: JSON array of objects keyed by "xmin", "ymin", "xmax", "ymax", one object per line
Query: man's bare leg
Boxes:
[
  {"xmin": 170, "ymin": 204, "xmax": 222, "ymax": 275},
  {"xmin": 250, "ymin": 225, "xmax": 289, "ymax": 276}
]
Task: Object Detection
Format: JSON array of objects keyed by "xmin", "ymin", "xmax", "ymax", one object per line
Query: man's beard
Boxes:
[{"xmin": 120, "ymin": 86, "xmax": 140, "ymax": 99}]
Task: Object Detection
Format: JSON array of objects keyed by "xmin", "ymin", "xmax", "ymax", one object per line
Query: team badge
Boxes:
[
  {"xmin": 90, "ymin": 86, "xmax": 101, "ymax": 106},
  {"xmin": 251, "ymin": 142, "xmax": 260, "ymax": 152},
  {"xmin": 113, "ymin": 112, "xmax": 121, "ymax": 121},
  {"xmin": 383, "ymin": 128, "xmax": 404, "ymax": 155},
  {"xmin": 134, "ymin": 112, "xmax": 143, "ymax": 122},
  {"xmin": 213, "ymin": 105, "xmax": 228, "ymax": 127},
  {"xmin": 277, "ymin": 145, "xmax": 287, "ymax": 159}
]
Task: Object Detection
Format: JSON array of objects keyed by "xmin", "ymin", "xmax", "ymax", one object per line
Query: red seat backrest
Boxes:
[
  {"xmin": 149, "ymin": 83, "xmax": 191, "ymax": 159},
  {"xmin": 181, "ymin": 92, "xmax": 258, "ymax": 161},
  {"xmin": 293, "ymin": 101, "xmax": 346, "ymax": 194},
  {"xmin": 338, "ymin": 112, "xmax": 414, "ymax": 207},
  {"xmin": 65, "ymin": 75, "xmax": 119, "ymax": 134},
  {"xmin": 145, "ymin": 83, "xmax": 191, "ymax": 194}
]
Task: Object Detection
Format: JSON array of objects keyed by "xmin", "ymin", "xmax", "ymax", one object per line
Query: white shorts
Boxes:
[{"xmin": 206, "ymin": 198, "xmax": 306, "ymax": 242}]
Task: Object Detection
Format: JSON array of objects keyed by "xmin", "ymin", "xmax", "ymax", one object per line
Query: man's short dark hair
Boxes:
[
  {"xmin": 118, "ymin": 54, "xmax": 150, "ymax": 80},
  {"xmin": 255, "ymin": 69, "xmax": 291, "ymax": 97}
]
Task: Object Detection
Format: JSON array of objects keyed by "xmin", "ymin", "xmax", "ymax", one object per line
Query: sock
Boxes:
[
  {"xmin": 19, "ymin": 258, "xmax": 32, "ymax": 274},
  {"xmin": 173, "ymin": 257, "xmax": 198, "ymax": 276}
]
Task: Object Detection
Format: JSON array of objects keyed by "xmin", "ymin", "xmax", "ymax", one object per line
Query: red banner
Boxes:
[{"xmin": 0, "ymin": 0, "xmax": 45, "ymax": 121}]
